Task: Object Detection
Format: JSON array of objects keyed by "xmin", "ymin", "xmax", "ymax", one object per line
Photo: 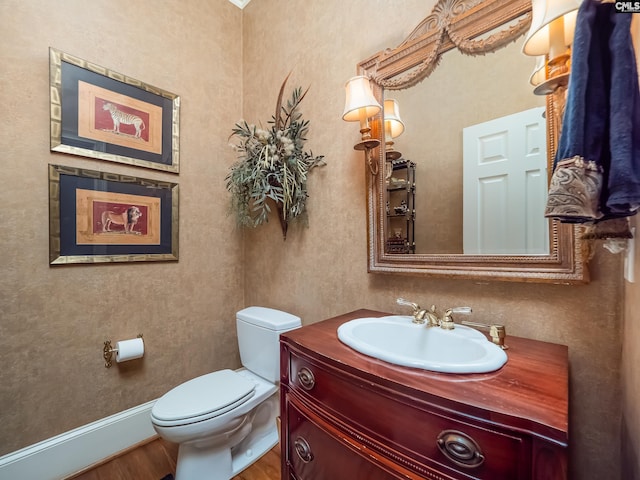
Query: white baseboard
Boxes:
[{"xmin": 0, "ymin": 400, "xmax": 157, "ymax": 480}]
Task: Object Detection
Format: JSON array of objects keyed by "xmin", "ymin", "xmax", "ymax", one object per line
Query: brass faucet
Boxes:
[
  {"xmin": 396, "ymin": 298, "xmax": 439, "ymax": 326},
  {"xmin": 396, "ymin": 299, "xmax": 508, "ymax": 349}
]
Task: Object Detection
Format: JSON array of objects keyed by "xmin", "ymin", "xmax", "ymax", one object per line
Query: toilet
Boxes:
[{"xmin": 150, "ymin": 306, "xmax": 301, "ymax": 480}]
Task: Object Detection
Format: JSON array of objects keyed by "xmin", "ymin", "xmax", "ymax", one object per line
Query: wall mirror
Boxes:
[{"xmin": 360, "ymin": 0, "xmax": 589, "ymax": 283}]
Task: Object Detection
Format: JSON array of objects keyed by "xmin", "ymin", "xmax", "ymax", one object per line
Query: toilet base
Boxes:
[
  {"xmin": 230, "ymin": 423, "xmax": 279, "ymax": 475},
  {"xmin": 176, "ymin": 443, "xmax": 233, "ymax": 480},
  {"xmin": 174, "ymin": 421, "xmax": 278, "ymax": 480}
]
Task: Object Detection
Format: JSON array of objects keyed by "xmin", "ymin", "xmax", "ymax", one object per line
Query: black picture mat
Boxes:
[
  {"xmin": 60, "ymin": 61, "xmax": 174, "ymax": 167},
  {"xmin": 58, "ymin": 173, "xmax": 174, "ymax": 256}
]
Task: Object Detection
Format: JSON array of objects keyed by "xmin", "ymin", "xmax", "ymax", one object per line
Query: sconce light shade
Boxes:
[
  {"xmin": 522, "ymin": 0, "xmax": 579, "ymax": 59},
  {"xmin": 383, "ymin": 99, "xmax": 405, "ymax": 139},
  {"xmin": 383, "ymin": 98, "xmax": 405, "ymax": 161},
  {"xmin": 342, "ymin": 75, "xmax": 381, "ymax": 122},
  {"xmin": 529, "ymin": 56, "xmax": 547, "ymax": 87},
  {"xmin": 343, "ymin": 75, "xmax": 382, "ymax": 175}
]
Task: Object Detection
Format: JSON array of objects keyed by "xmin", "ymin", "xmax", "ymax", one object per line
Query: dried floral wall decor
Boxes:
[{"xmin": 226, "ymin": 74, "xmax": 325, "ymax": 239}]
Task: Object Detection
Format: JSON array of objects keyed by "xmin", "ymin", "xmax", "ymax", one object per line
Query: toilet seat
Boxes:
[{"xmin": 151, "ymin": 369, "xmax": 256, "ymax": 427}]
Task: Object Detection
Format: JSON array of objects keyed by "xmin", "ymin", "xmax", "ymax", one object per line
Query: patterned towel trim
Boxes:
[{"xmin": 544, "ymin": 155, "xmax": 604, "ymax": 223}]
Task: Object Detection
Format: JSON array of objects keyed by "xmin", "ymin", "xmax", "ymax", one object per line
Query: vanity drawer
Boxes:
[
  {"xmin": 284, "ymin": 391, "xmax": 419, "ymax": 480},
  {"xmin": 287, "ymin": 350, "xmax": 530, "ymax": 479}
]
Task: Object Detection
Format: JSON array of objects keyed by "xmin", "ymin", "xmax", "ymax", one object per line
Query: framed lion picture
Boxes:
[{"xmin": 48, "ymin": 164, "xmax": 179, "ymax": 265}]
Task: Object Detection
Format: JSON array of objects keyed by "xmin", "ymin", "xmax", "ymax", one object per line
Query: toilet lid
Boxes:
[{"xmin": 152, "ymin": 369, "xmax": 255, "ymax": 425}]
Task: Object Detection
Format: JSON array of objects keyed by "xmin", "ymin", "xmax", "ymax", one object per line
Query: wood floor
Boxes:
[{"xmin": 67, "ymin": 437, "xmax": 281, "ymax": 480}]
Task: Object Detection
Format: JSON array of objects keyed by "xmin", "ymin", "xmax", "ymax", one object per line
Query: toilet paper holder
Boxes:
[{"xmin": 103, "ymin": 334, "xmax": 143, "ymax": 368}]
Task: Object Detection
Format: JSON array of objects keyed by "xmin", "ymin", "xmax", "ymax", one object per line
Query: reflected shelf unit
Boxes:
[{"xmin": 386, "ymin": 159, "xmax": 416, "ymax": 254}]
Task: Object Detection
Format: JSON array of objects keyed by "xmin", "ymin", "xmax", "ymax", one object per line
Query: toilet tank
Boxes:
[{"xmin": 236, "ymin": 306, "xmax": 301, "ymax": 383}]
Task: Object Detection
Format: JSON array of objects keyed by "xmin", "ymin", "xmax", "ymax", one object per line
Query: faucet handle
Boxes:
[
  {"xmin": 396, "ymin": 298, "xmax": 419, "ymax": 312},
  {"xmin": 397, "ymin": 298, "xmax": 431, "ymax": 324},
  {"xmin": 440, "ymin": 306, "xmax": 472, "ymax": 330},
  {"xmin": 447, "ymin": 307, "xmax": 472, "ymax": 315}
]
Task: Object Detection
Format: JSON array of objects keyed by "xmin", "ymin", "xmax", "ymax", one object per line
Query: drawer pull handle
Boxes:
[
  {"xmin": 294, "ymin": 437, "xmax": 314, "ymax": 463},
  {"xmin": 436, "ymin": 430, "xmax": 485, "ymax": 469},
  {"xmin": 297, "ymin": 367, "xmax": 316, "ymax": 390}
]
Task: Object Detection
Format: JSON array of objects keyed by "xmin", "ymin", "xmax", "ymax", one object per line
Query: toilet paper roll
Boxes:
[{"xmin": 115, "ymin": 337, "xmax": 144, "ymax": 363}]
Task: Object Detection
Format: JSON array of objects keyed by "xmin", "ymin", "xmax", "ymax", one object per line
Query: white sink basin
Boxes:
[{"xmin": 337, "ymin": 316, "xmax": 508, "ymax": 374}]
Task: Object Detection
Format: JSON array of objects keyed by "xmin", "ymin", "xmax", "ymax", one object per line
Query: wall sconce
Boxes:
[
  {"xmin": 342, "ymin": 75, "xmax": 382, "ymax": 175},
  {"xmin": 522, "ymin": 0, "xmax": 580, "ymax": 95},
  {"xmin": 383, "ymin": 99, "xmax": 405, "ymax": 161}
]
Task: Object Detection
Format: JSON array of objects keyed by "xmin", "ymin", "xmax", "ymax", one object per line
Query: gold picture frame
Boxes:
[
  {"xmin": 49, "ymin": 47, "xmax": 180, "ymax": 173},
  {"xmin": 49, "ymin": 164, "xmax": 179, "ymax": 265}
]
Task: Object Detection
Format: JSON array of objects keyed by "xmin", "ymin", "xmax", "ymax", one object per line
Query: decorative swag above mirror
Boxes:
[{"xmin": 358, "ymin": 0, "xmax": 589, "ymax": 283}]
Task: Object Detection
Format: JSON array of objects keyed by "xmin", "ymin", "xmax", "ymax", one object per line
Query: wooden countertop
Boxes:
[{"xmin": 281, "ymin": 309, "xmax": 569, "ymax": 446}]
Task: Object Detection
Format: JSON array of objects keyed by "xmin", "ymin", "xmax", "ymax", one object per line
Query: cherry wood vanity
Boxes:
[{"xmin": 279, "ymin": 309, "xmax": 568, "ymax": 480}]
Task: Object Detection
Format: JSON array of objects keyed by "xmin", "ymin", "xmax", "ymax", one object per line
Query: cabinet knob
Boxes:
[
  {"xmin": 297, "ymin": 367, "xmax": 316, "ymax": 390},
  {"xmin": 436, "ymin": 430, "xmax": 485, "ymax": 469},
  {"xmin": 294, "ymin": 436, "xmax": 314, "ymax": 463}
]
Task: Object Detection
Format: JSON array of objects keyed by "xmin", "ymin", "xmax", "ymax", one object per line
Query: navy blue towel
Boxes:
[{"xmin": 545, "ymin": 0, "xmax": 640, "ymax": 222}]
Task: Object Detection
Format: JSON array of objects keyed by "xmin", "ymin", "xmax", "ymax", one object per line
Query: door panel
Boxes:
[{"xmin": 463, "ymin": 107, "xmax": 548, "ymax": 255}]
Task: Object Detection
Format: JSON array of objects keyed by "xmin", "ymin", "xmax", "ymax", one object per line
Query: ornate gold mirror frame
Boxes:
[{"xmin": 360, "ymin": 0, "xmax": 589, "ymax": 283}]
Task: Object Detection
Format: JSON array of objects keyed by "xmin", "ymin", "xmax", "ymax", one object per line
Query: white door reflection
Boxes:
[{"xmin": 462, "ymin": 107, "xmax": 549, "ymax": 255}]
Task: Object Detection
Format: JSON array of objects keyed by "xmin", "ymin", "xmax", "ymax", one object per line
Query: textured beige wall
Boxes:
[
  {"xmin": 0, "ymin": 0, "xmax": 244, "ymax": 455},
  {"xmin": 622, "ymin": 216, "xmax": 640, "ymax": 480},
  {"xmin": 622, "ymin": 16, "xmax": 640, "ymax": 480},
  {"xmin": 241, "ymin": 1, "xmax": 623, "ymax": 480}
]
